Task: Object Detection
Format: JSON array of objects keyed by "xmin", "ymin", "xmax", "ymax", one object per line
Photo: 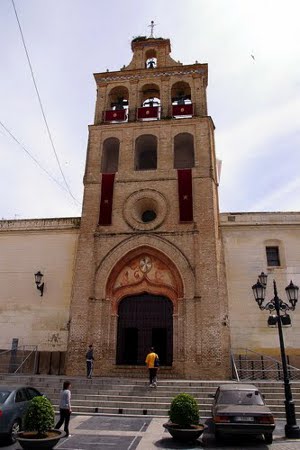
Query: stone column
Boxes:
[
  {"xmin": 159, "ymin": 126, "xmax": 172, "ymax": 170},
  {"xmin": 119, "ymin": 129, "xmax": 133, "ymax": 174},
  {"xmin": 94, "ymin": 83, "xmax": 108, "ymax": 124},
  {"xmin": 129, "ymin": 80, "xmax": 139, "ymax": 122},
  {"xmin": 160, "ymin": 76, "xmax": 170, "ymax": 118}
]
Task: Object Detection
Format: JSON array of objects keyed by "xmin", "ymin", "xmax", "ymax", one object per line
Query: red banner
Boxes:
[
  {"xmin": 99, "ymin": 173, "xmax": 115, "ymax": 225},
  {"xmin": 172, "ymin": 104, "xmax": 193, "ymax": 116},
  {"xmin": 137, "ymin": 106, "xmax": 159, "ymax": 119},
  {"xmin": 177, "ymin": 169, "xmax": 193, "ymax": 222},
  {"xmin": 104, "ymin": 109, "xmax": 126, "ymax": 122}
]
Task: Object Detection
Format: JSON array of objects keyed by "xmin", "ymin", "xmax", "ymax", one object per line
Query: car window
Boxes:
[
  {"xmin": 15, "ymin": 389, "xmax": 27, "ymax": 403},
  {"xmin": 0, "ymin": 390, "xmax": 11, "ymax": 403},
  {"xmin": 218, "ymin": 390, "xmax": 264, "ymax": 405},
  {"xmin": 26, "ymin": 387, "xmax": 41, "ymax": 400}
]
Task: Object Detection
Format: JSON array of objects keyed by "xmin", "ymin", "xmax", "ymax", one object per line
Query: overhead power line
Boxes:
[
  {"xmin": 11, "ymin": 0, "xmax": 80, "ymax": 205},
  {"xmin": 0, "ymin": 120, "xmax": 81, "ymax": 206}
]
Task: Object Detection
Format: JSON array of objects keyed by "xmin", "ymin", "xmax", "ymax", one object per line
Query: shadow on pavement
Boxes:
[{"xmin": 154, "ymin": 419, "xmax": 269, "ymax": 449}]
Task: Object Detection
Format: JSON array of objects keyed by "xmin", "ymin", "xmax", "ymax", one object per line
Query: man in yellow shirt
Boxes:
[{"xmin": 145, "ymin": 347, "xmax": 159, "ymax": 387}]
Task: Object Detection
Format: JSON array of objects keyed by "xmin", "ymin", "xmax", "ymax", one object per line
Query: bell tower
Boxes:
[{"xmin": 67, "ymin": 33, "xmax": 230, "ymax": 379}]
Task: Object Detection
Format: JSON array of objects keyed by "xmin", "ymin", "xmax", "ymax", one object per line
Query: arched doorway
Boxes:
[{"xmin": 116, "ymin": 293, "xmax": 173, "ymax": 366}]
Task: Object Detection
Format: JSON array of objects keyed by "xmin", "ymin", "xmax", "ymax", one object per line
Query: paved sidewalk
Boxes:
[{"xmin": 1, "ymin": 416, "xmax": 300, "ymax": 450}]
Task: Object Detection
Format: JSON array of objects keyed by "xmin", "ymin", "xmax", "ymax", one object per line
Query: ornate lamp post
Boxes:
[{"xmin": 252, "ymin": 272, "xmax": 300, "ymax": 438}]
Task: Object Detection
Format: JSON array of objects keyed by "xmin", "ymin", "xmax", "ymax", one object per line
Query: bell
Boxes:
[{"xmin": 147, "ymin": 59, "xmax": 156, "ymax": 69}]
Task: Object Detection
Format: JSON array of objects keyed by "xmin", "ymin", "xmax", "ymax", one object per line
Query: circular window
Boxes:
[
  {"xmin": 142, "ymin": 210, "xmax": 157, "ymax": 223},
  {"xmin": 123, "ymin": 189, "xmax": 168, "ymax": 231}
]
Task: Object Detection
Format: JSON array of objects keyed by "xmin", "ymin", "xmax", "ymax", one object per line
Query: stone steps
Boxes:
[{"xmin": 1, "ymin": 374, "xmax": 300, "ymax": 420}]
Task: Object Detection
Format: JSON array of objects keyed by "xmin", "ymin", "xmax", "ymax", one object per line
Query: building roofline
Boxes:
[{"xmin": 0, "ymin": 217, "xmax": 81, "ymax": 232}]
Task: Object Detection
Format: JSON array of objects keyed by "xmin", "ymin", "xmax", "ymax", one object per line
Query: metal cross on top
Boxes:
[{"xmin": 148, "ymin": 20, "xmax": 156, "ymax": 38}]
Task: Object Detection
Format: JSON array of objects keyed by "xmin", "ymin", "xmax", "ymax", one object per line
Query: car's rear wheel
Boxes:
[
  {"xmin": 264, "ymin": 432, "xmax": 273, "ymax": 444},
  {"xmin": 215, "ymin": 429, "xmax": 222, "ymax": 442},
  {"xmin": 8, "ymin": 419, "xmax": 21, "ymax": 444}
]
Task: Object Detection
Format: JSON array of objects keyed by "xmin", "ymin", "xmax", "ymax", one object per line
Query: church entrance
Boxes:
[{"xmin": 116, "ymin": 293, "xmax": 173, "ymax": 365}]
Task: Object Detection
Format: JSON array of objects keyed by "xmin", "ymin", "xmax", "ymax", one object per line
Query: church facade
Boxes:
[{"xmin": 1, "ymin": 37, "xmax": 299, "ymax": 378}]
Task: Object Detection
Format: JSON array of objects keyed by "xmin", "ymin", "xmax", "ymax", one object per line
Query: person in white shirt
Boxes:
[{"xmin": 55, "ymin": 381, "xmax": 72, "ymax": 437}]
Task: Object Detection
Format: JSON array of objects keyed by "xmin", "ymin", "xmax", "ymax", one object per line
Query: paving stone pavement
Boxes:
[{"xmin": 1, "ymin": 416, "xmax": 300, "ymax": 450}]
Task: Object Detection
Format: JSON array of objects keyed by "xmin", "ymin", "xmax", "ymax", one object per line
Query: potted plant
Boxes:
[
  {"xmin": 163, "ymin": 393, "xmax": 206, "ymax": 442},
  {"xmin": 16, "ymin": 396, "xmax": 65, "ymax": 450}
]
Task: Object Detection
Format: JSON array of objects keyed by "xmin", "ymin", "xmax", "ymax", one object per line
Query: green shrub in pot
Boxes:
[
  {"xmin": 24, "ymin": 396, "xmax": 55, "ymax": 438},
  {"xmin": 163, "ymin": 393, "xmax": 205, "ymax": 442},
  {"xmin": 17, "ymin": 395, "xmax": 65, "ymax": 450},
  {"xmin": 169, "ymin": 393, "xmax": 200, "ymax": 428}
]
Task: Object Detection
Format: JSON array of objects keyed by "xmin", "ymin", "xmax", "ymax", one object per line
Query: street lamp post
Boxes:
[{"xmin": 252, "ymin": 272, "xmax": 300, "ymax": 439}]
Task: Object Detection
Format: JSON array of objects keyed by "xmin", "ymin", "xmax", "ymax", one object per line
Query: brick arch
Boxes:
[
  {"xmin": 106, "ymin": 246, "xmax": 183, "ymax": 314},
  {"xmin": 95, "ymin": 235, "xmax": 195, "ymax": 301},
  {"xmin": 94, "ymin": 234, "xmax": 196, "ymax": 299}
]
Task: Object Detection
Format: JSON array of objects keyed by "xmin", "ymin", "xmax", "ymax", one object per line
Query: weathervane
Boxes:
[{"xmin": 148, "ymin": 20, "xmax": 156, "ymax": 38}]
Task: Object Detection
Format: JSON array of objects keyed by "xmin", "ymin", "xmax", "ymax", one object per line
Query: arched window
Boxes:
[
  {"xmin": 135, "ymin": 135, "xmax": 157, "ymax": 170},
  {"xmin": 174, "ymin": 133, "xmax": 194, "ymax": 169},
  {"xmin": 101, "ymin": 138, "xmax": 120, "ymax": 173}
]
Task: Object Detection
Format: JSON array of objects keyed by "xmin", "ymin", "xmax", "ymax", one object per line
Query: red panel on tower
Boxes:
[
  {"xmin": 177, "ymin": 169, "xmax": 193, "ymax": 222},
  {"xmin": 172, "ymin": 104, "xmax": 193, "ymax": 116},
  {"xmin": 104, "ymin": 109, "xmax": 126, "ymax": 122},
  {"xmin": 99, "ymin": 173, "xmax": 115, "ymax": 225},
  {"xmin": 137, "ymin": 106, "xmax": 159, "ymax": 119}
]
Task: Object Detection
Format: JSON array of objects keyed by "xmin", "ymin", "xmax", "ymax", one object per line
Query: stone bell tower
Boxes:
[{"xmin": 66, "ymin": 33, "xmax": 230, "ymax": 379}]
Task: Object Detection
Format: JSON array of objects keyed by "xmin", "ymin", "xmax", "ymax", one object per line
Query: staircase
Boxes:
[{"xmin": 1, "ymin": 374, "xmax": 300, "ymax": 420}]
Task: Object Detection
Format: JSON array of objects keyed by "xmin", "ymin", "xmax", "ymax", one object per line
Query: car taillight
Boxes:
[
  {"xmin": 257, "ymin": 415, "xmax": 274, "ymax": 424},
  {"xmin": 214, "ymin": 415, "xmax": 230, "ymax": 423},
  {"xmin": 0, "ymin": 409, "xmax": 2, "ymax": 417}
]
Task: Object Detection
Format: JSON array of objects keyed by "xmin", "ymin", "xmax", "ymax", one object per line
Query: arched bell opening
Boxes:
[
  {"xmin": 108, "ymin": 86, "xmax": 129, "ymax": 110},
  {"xmin": 116, "ymin": 293, "xmax": 173, "ymax": 366},
  {"xmin": 141, "ymin": 83, "xmax": 160, "ymax": 107},
  {"xmin": 171, "ymin": 81, "xmax": 193, "ymax": 118},
  {"xmin": 171, "ymin": 81, "xmax": 191, "ymax": 105},
  {"xmin": 137, "ymin": 83, "xmax": 161, "ymax": 121},
  {"xmin": 104, "ymin": 86, "xmax": 129, "ymax": 122},
  {"xmin": 174, "ymin": 132, "xmax": 195, "ymax": 169},
  {"xmin": 145, "ymin": 49, "xmax": 157, "ymax": 69},
  {"xmin": 101, "ymin": 137, "xmax": 120, "ymax": 173}
]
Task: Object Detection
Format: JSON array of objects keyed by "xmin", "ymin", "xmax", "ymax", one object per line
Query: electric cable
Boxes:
[
  {"xmin": 0, "ymin": 120, "xmax": 81, "ymax": 206},
  {"xmin": 11, "ymin": 0, "xmax": 80, "ymax": 205}
]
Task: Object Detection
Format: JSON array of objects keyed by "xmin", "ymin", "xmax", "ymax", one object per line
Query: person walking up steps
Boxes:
[
  {"xmin": 145, "ymin": 347, "xmax": 159, "ymax": 388},
  {"xmin": 55, "ymin": 381, "xmax": 72, "ymax": 437},
  {"xmin": 86, "ymin": 344, "xmax": 94, "ymax": 378}
]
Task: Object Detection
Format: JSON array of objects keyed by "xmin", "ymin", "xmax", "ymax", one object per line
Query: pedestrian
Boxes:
[
  {"xmin": 55, "ymin": 380, "xmax": 72, "ymax": 437},
  {"xmin": 145, "ymin": 346, "xmax": 159, "ymax": 388},
  {"xmin": 86, "ymin": 344, "xmax": 94, "ymax": 378}
]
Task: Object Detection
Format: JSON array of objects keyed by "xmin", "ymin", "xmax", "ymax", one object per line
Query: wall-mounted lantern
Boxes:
[{"xmin": 34, "ymin": 271, "xmax": 44, "ymax": 296}]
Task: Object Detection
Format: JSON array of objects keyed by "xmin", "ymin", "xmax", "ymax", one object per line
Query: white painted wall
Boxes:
[
  {"xmin": 0, "ymin": 219, "xmax": 79, "ymax": 351},
  {"xmin": 221, "ymin": 212, "xmax": 300, "ymax": 356}
]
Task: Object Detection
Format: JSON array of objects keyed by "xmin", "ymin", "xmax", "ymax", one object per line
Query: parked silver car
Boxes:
[
  {"xmin": 211, "ymin": 383, "xmax": 275, "ymax": 444},
  {"xmin": 0, "ymin": 385, "xmax": 43, "ymax": 443}
]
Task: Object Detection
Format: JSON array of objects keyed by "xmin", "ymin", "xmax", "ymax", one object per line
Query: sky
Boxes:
[{"xmin": 0, "ymin": 0, "xmax": 299, "ymax": 220}]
